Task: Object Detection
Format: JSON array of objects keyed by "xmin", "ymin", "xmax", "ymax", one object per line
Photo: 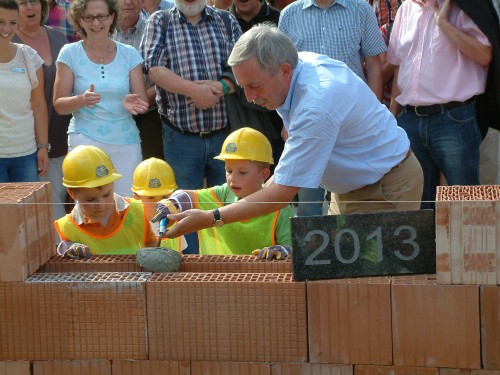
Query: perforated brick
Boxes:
[
  {"xmin": 191, "ymin": 361, "xmax": 270, "ymax": 375},
  {"xmin": 354, "ymin": 365, "xmax": 438, "ymax": 375},
  {"xmin": 112, "ymin": 360, "xmax": 190, "ymax": 375},
  {"xmin": 32, "ymin": 360, "xmax": 111, "ymax": 375},
  {"xmin": 308, "ymin": 277, "xmax": 392, "ymax": 365},
  {"xmin": 391, "ymin": 277, "xmax": 480, "ymax": 368},
  {"xmin": 181, "ymin": 255, "xmax": 292, "ymax": 273},
  {"xmin": 272, "ymin": 363, "xmax": 353, "ymax": 375},
  {"xmin": 38, "ymin": 255, "xmax": 141, "ymax": 273},
  {"xmin": 481, "ymin": 286, "xmax": 500, "ymax": 369},
  {"xmin": 436, "ymin": 185, "xmax": 500, "ymax": 285},
  {"xmin": 0, "ymin": 272, "xmax": 149, "ymax": 360},
  {"xmin": 147, "ymin": 273, "xmax": 307, "ymax": 362},
  {"xmin": 0, "ymin": 361, "xmax": 30, "ymax": 375}
]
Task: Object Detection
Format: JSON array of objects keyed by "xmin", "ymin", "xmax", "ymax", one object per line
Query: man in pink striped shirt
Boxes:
[{"xmin": 387, "ymin": 0, "xmax": 492, "ymax": 209}]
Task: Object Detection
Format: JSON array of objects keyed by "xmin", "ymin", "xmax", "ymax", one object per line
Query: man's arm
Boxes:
[
  {"xmin": 364, "ymin": 54, "xmax": 384, "ymax": 100},
  {"xmin": 389, "ymin": 65, "xmax": 402, "ymax": 116},
  {"xmin": 149, "ymin": 66, "xmax": 222, "ymax": 109},
  {"xmin": 165, "ymin": 183, "xmax": 300, "ymax": 238},
  {"xmin": 435, "ymin": 0, "xmax": 492, "ymax": 66}
]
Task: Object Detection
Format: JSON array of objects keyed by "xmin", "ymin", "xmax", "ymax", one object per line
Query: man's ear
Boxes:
[
  {"xmin": 261, "ymin": 168, "xmax": 271, "ymax": 183},
  {"xmin": 280, "ymin": 62, "xmax": 293, "ymax": 80}
]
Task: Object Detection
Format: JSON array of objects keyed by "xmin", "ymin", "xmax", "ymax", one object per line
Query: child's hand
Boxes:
[
  {"xmin": 252, "ymin": 245, "xmax": 291, "ymax": 260},
  {"xmin": 57, "ymin": 241, "xmax": 92, "ymax": 259},
  {"xmin": 151, "ymin": 199, "xmax": 180, "ymax": 224}
]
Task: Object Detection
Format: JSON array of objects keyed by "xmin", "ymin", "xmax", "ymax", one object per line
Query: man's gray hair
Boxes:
[{"xmin": 228, "ymin": 23, "xmax": 298, "ymax": 75}]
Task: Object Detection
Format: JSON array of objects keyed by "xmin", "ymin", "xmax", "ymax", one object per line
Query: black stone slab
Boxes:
[{"xmin": 291, "ymin": 210, "xmax": 435, "ymax": 281}]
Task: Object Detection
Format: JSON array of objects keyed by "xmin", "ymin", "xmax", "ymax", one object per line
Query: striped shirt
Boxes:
[
  {"xmin": 278, "ymin": 0, "xmax": 386, "ymax": 80},
  {"xmin": 141, "ymin": 0, "xmax": 174, "ymax": 18},
  {"xmin": 141, "ymin": 6, "xmax": 242, "ymax": 133},
  {"xmin": 46, "ymin": 0, "xmax": 79, "ymax": 43}
]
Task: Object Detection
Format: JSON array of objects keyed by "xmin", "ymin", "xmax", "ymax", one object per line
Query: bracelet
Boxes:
[{"xmin": 219, "ymin": 79, "xmax": 230, "ymax": 95}]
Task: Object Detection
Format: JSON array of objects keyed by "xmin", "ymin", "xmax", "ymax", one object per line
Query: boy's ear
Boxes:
[
  {"xmin": 260, "ymin": 168, "xmax": 271, "ymax": 183},
  {"xmin": 67, "ymin": 188, "xmax": 77, "ymax": 202}
]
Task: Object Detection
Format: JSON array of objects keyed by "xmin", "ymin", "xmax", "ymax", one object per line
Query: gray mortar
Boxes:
[{"xmin": 136, "ymin": 247, "xmax": 183, "ymax": 272}]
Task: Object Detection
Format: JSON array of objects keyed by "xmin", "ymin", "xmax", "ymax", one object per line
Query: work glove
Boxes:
[
  {"xmin": 252, "ymin": 245, "xmax": 291, "ymax": 260},
  {"xmin": 151, "ymin": 199, "xmax": 180, "ymax": 225},
  {"xmin": 57, "ymin": 241, "xmax": 92, "ymax": 259}
]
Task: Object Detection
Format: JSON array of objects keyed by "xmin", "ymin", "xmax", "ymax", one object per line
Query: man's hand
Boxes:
[
  {"xmin": 194, "ymin": 80, "xmax": 224, "ymax": 97},
  {"xmin": 252, "ymin": 245, "xmax": 291, "ymax": 260},
  {"xmin": 151, "ymin": 199, "xmax": 180, "ymax": 224},
  {"xmin": 434, "ymin": 0, "xmax": 451, "ymax": 27},
  {"xmin": 187, "ymin": 84, "xmax": 222, "ymax": 109},
  {"xmin": 57, "ymin": 241, "xmax": 92, "ymax": 259},
  {"xmin": 163, "ymin": 209, "xmax": 214, "ymax": 238}
]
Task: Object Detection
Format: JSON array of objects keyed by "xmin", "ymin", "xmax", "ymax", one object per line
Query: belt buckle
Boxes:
[
  {"xmin": 414, "ymin": 106, "xmax": 428, "ymax": 117},
  {"xmin": 198, "ymin": 131, "xmax": 211, "ymax": 138}
]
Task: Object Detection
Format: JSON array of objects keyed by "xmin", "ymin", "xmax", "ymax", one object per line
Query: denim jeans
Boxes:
[
  {"xmin": 0, "ymin": 152, "xmax": 38, "ymax": 182},
  {"xmin": 162, "ymin": 122, "xmax": 229, "ymax": 254},
  {"xmin": 297, "ymin": 187, "xmax": 325, "ymax": 216},
  {"xmin": 397, "ymin": 102, "xmax": 481, "ymax": 209}
]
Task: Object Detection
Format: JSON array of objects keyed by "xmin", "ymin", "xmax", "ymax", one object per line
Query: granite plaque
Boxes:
[{"xmin": 291, "ymin": 210, "xmax": 435, "ymax": 281}]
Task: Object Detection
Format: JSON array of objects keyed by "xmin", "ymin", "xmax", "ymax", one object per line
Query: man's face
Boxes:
[
  {"xmin": 119, "ymin": 0, "xmax": 143, "ymax": 29},
  {"xmin": 233, "ymin": 0, "xmax": 260, "ymax": 17},
  {"xmin": 174, "ymin": 0, "xmax": 206, "ymax": 17},
  {"xmin": 232, "ymin": 57, "xmax": 292, "ymax": 110}
]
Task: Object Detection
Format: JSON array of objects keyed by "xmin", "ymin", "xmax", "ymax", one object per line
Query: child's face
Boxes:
[
  {"xmin": 0, "ymin": 7, "xmax": 19, "ymax": 43},
  {"xmin": 68, "ymin": 183, "xmax": 116, "ymax": 223},
  {"xmin": 135, "ymin": 194, "xmax": 168, "ymax": 220},
  {"xmin": 225, "ymin": 159, "xmax": 270, "ymax": 199}
]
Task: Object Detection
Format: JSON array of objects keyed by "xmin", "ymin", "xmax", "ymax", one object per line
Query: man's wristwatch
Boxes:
[
  {"xmin": 212, "ymin": 208, "xmax": 224, "ymax": 227},
  {"xmin": 37, "ymin": 143, "xmax": 51, "ymax": 152}
]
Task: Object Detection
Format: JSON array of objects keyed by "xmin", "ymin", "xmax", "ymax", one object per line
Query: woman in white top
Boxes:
[
  {"xmin": 53, "ymin": 0, "xmax": 148, "ymax": 196},
  {"xmin": 0, "ymin": 0, "xmax": 49, "ymax": 182}
]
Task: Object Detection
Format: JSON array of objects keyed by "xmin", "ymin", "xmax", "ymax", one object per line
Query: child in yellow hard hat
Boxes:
[
  {"xmin": 131, "ymin": 158, "xmax": 187, "ymax": 253},
  {"xmin": 54, "ymin": 145, "xmax": 157, "ymax": 258},
  {"xmin": 151, "ymin": 127, "xmax": 293, "ymax": 258}
]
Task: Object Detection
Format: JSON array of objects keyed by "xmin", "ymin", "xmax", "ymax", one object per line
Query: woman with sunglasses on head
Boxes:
[
  {"xmin": 0, "ymin": 0, "xmax": 49, "ymax": 182},
  {"xmin": 53, "ymin": 0, "xmax": 148, "ymax": 196},
  {"xmin": 13, "ymin": 0, "xmax": 70, "ymax": 220}
]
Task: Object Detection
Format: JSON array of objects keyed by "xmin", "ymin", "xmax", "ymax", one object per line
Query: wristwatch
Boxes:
[
  {"xmin": 37, "ymin": 143, "xmax": 51, "ymax": 152},
  {"xmin": 212, "ymin": 208, "xmax": 224, "ymax": 227}
]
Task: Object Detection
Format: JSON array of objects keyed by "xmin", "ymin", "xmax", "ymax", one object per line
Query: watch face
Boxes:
[{"xmin": 214, "ymin": 219, "xmax": 224, "ymax": 228}]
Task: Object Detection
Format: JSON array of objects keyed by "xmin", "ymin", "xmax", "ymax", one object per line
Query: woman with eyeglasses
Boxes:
[
  {"xmin": 13, "ymin": 0, "xmax": 71, "ymax": 219},
  {"xmin": 53, "ymin": 0, "xmax": 148, "ymax": 196},
  {"xmin": 0, "ymin": 0, "xmax": 49, "ymax": 182}
]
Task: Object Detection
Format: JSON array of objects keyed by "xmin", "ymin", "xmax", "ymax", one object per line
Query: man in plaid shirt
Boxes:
[{"xmin": 46, "ymin": 0, "xmax": 79, "ymax": 42}]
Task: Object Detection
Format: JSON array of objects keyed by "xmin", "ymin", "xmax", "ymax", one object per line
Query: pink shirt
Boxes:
[{"xmin": 387, "ymin": 0, "xmax": 490, "ymax": 106}]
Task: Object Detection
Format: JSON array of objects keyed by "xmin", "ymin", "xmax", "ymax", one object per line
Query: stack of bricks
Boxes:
[
  {"xmin": 0, "ymin": 182, "xmax": 55, "ymax": 282},
  {"xmin": 0, "ymin": 183, "xmax": 499, "ymax": 374}
]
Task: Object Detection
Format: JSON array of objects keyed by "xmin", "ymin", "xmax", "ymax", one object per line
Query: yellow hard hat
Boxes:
[
  {"xmin": 62, "ymin": 145, "xmax": 122, "ymax": 188},
  {"xmin": 131, "ymin": 157, "xmax": 178, "ymax": 197},
  {"xmin": 215, "ymin": 127, "xmax": 274, "ymax": 164}
]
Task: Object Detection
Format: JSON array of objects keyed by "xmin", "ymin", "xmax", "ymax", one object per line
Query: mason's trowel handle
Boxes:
[{"xmin": 157, "ymin": 217, "xmax": 168, "ymax": 247}]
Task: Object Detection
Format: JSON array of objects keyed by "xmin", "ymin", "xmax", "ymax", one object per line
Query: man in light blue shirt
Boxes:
[
  {"xmin": 160, "ymin": 25, "xmax": 424, "ymax": 239},
  {"xmin": 279, "ymin": 0, "xmax": 387, "ymax": 216}
]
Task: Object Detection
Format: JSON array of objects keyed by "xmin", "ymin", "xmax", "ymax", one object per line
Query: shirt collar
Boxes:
[
  {"xmin": 117, "ymin": 15, "xmax": 144, "ymax": 36},
  {"xmin": 71, "ymin": 193, "xmax": 129, "ymax": 225},
  {"xmin": 175, "ymin": 5, "xmax": 212, "ymax": 23},
  {"xmin": 302, "ymin": 0, "xmax": 345, "ymax": 10}
]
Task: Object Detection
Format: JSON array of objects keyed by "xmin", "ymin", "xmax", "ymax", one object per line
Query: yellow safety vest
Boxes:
[{"xmin": 55, "ymin": 199, "xmax": 148, "ymax": 255}]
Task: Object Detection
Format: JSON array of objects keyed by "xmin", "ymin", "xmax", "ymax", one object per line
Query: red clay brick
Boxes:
[
  {"xmin": 0, "ymin": 203, "xmax": 28, "ymax": 281},
  {"xmin": 439, "ymin": 370, "xmax": 500, "ymax": 375},
  {"xmin": 112, "ymin": 360, "xmax": 190, "ymax": 374},
  {"xmin": 391, "ymin": 277, "xmax": 480, "ymax": 368},
  {"xmin": 147, "ymin": 273, "xmax": 307, "ymax": 362},
  {"xmin": 0, "ymin": 361, "xmax": 30, "ymax": 375},
  {"xmin": 191, "ymin": 361, "xmax": 270, "ymax": 375},
  {"xmin": 33, "ymin": 360, "xmax": 111, "ymax": 374},
  {"xmin": 38, "ymin": 255, "xmax": 141, "ymax": 273},
  {"xmin": 272, "ymin": 363, "xmax": 352, "ymax": 375},
  {"xmin": 436, "ymin": 186, "xmax": 500, "ymax": 285},
  {"xmin": 0, "ymin": 272, "xmax": 149, "ymax": 360},
  {"xmin": 354, "ymin": 365, "xmax": 438, "ymax": 375},
  {"xmin": 308, "ymin": 278, "xmax": 392, "ymax": 365},
  {"xmin": 481, "ymin": 286, "xmax": 500, "ymax": 369}
]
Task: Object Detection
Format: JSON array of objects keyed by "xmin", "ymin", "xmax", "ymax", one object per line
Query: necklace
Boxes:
[{"xmin": 18, "ymin": 28, "xmax": 42, "ymax": 42}]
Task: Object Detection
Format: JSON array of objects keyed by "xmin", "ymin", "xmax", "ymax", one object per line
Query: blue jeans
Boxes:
[
  {"xmin": 397, "ymin": 102, "xmax": 481, "ymax": 209},
  {"xmin": 297, "ymin": 187, "xmax": 325, "ymax": 216},
  {"xmin": 0, "ymin": 152, "xmax": 39, "ymax": 182},
  {"xmin": 162, "ymin": 122, "xmax": 229, "ymax": 254}
]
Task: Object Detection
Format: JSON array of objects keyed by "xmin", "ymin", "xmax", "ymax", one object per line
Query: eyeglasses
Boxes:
[
  {"xmin": 18, "ymin": 0, "xmax": 39, "ymax": 6},
  {"xmin": 81, "ymin": 14, "xmax": 110, "ymax": 22}
]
